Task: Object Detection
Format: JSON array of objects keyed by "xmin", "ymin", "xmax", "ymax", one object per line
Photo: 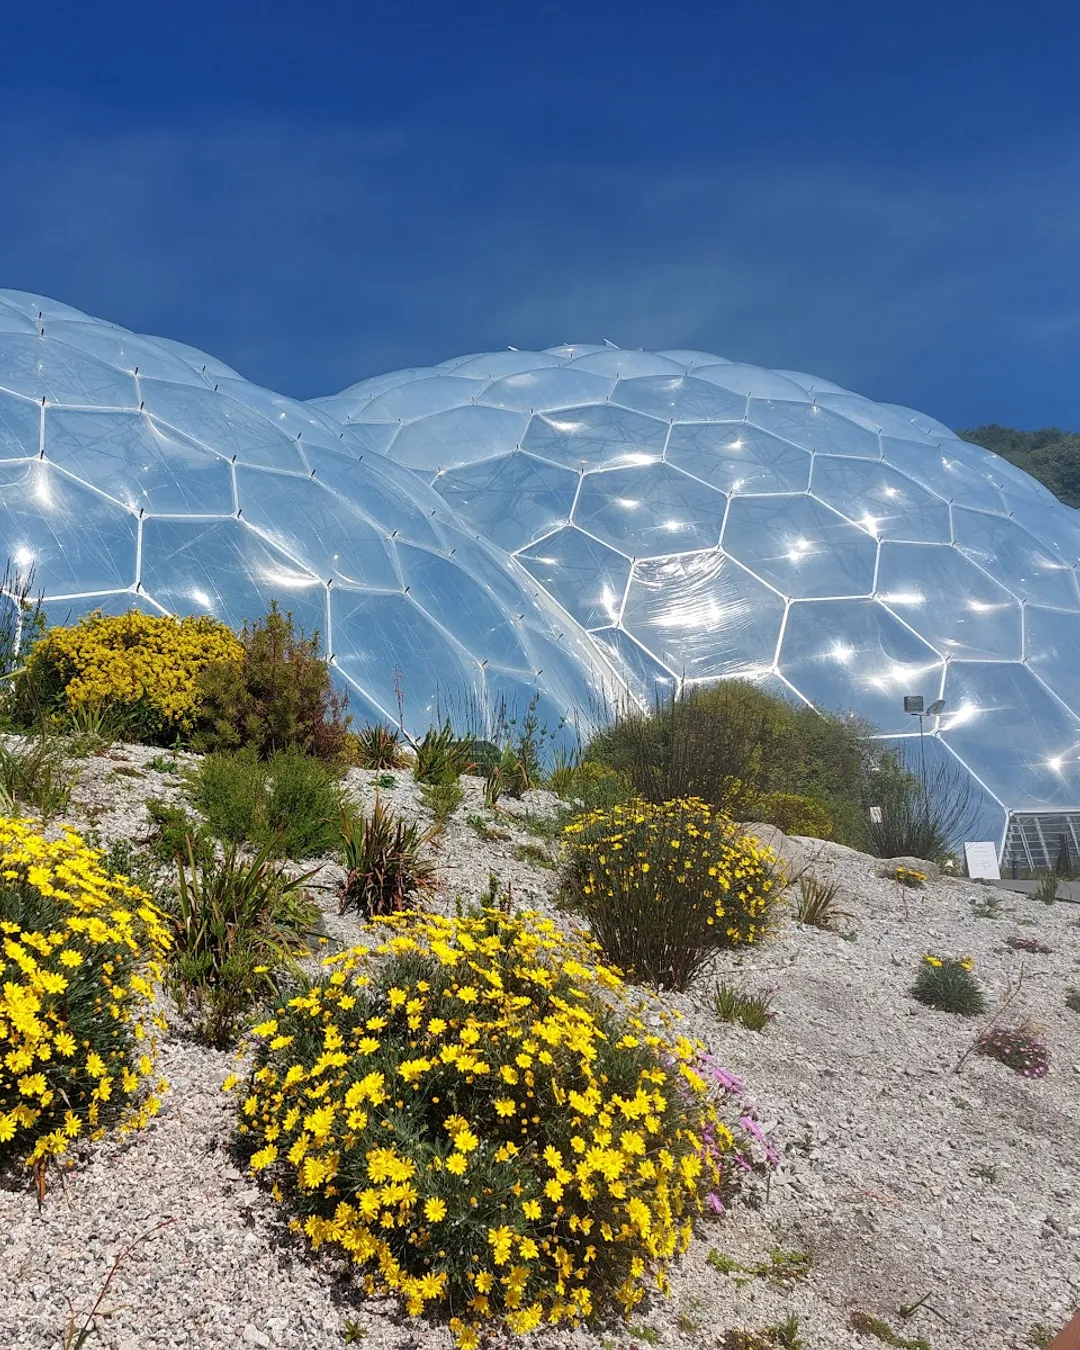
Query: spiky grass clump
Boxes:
[
  {"xmin": 339, "ymin": 798, "xmax": 437, "ymax": 917},
  {"xmin": 794, "ymin": 875, "xmax": 849, "ymax": 931},
  {"xmin": 713, "ymin": 981, "xmax": 775, "ymax": 1031},
  {"xmin": 350, "ymin": 723, "xmax": 408, "ymax": 770},
  {"xmin": 911, "ymin": 954, "xmax": 986, "ymax": 1016}
]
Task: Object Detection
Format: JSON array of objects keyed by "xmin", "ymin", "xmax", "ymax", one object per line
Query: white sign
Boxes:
[
  {"xmin": 869, "ymin": 805, "xmax": 883, "ymax": 824},
  {"xmin": 965, "ymin": 841, "xmax": 1001, "ymax": 880}
]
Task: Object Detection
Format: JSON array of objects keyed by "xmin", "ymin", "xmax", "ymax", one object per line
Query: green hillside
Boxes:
[{"xmin": 957, "ymin": 424, "xmax": 1080, "ymax": 509}]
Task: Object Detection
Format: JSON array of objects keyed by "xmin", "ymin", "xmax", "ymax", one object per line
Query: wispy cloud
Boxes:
[{"xmin": 2, "ymin": 117, "xmax": 1079, "ymax": 427}]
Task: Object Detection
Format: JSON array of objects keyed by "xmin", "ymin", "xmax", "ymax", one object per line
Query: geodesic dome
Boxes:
[
  {"xmin": 0, "ymin": 292, "xmax": 619, "ymax": 735},
  {"xmin": 312, "ymin": 344, "xmax": 1080, "ymax": 858}
]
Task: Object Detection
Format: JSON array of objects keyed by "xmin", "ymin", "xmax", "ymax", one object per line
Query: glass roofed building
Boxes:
[
  {"xmin": 311, "ymin": 345, "xmax": 1080, "ymax": 865},
  {"xmin": 0, "ymin": 291, "xmax": 619, "ymax": 736}
]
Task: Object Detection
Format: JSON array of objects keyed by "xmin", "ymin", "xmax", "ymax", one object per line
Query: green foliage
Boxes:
[
  {"xmin": 96, "ymin": 836, "xmax": 162, "ymax": 901},
  {"xmin": 189, "ymin": 748, "xmax": 343, "ymax": 859},
  {"xmin": 562, "ymin": 797, "xmax": 779, "ymax": 991},
  {"xmin": 419, "ymin": 779, "xmax": 464, "ymax": 829},
  {"xmin": 192, "ymin": 602, "xmax": 349, "ymax": 762},
  {"xmin": 0, "ymin": 731, "xmax": 74, "ymax": 819},
  {"xmin": 713, "ymin": 980, "xmax": 774, "ymax": 1031},
  {"xmin": 1066, "ymin": 988, "xmax": 1080, "ymax": 1014},
  {"xmin": 339, "ymin": 798, "xmax": 437, "ymax": 917},
  {"xmin": 957, "ymin": 423, "xmax": 1080, "ymax": 508},
  {"xmin": 865, "ymin": 748, "xmax": 980, "ymax": 864},
  {"xmin": 412, "ymin": 719, "xmax": 474, "ymax": 786},
  {"xmin": 144, "ymin": 797, "xmax": 215, "ymax": 868},
  {"xmin": 547, "ymin": 754, "xmax": 632, "ymax": 810},
  {"xmin": 911, "ymin": 956, "xmax": 987, "ymax": 1016},
  {"xmin": 512, "ymin": 840, "xmax": 556, "ymax": 870},
  {"xmin": 164, "ymin": 840, "xmax": 320, "ymax": 1048},
  {"xmin": 585, "ymin": 683, "xmax": 872, "ymax": 849},
  {"xmin": 465, "ymin": 813, "xmax": 510, "ymax": 842},
  {"xmin": 349, "ymin": 723, "xmax": 407, "ymax": 769},
  {"xmin": 746, "ymin": 790, "xmax": 834, "ymax": 840},
  {"xmin": 795, "ymin": 874, "xmax": 849, "ymax": 930},
  {"xmin": 849, "ymin": 1311, "xmax": 931, "ymax": 1350},
  {"xmin": 147, "ymin": 754, "xmax": 178, "ymax": 774},
  {"xmin": 1033, "ymin": 873, "xmax": 1059, "ymax": 906},
  {"xmin": 707, "ymin": 1247, "xmax": 811, "ymax": 1287}
]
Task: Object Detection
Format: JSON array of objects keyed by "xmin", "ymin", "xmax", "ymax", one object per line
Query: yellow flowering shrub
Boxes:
[
  {"xmin": 0, "ymin": 818, "xmax": 170, "ymax": 1178},
  {"xmin": 22, "ymin": 608, "xmax": 243, "ymax": 743},
  {"xmin": 739, "ymin": 790, "xmax": 835, "ymax": 841},
  {"xmin": 562, "ymin": 798, "xmax": 780, "ymax": 990},
  {"xmin": 234, "ymin": 909, "xmax": 736, "ymax": 1347}
]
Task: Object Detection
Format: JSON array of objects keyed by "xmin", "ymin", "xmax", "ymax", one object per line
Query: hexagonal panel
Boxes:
[
  {"xmin": 810, "ymin": 455, "xmax": 951, "ymax": 542},
  {"xmin": 1025, "ymin": 606, "xmax": 1080, "ymax": 710},
  {"xmin": 0, "ymin": 331, "xmax": 138, "ymax": 407},
  {"xmin": 0, "ymin": 394, "xmax": 41, "ymax": 458},
  {"xmin": 521, "ymin": 403, "xmax": 667, "ymax": 470},
  {"xmin": 610, "ymin": 375, "xmax": 746, "ymax": 423},
  {"xmin": 745, "ymin": 399, "xmax": 883, "ymax": 458},
  {"xmin": 47, "ymin": 408, "xmax": 234, "ymax": 516},
  {"xmin": 516, "ymin": 526, "xmax": 630, "ymax": 630},
  {"xmin": 778, "ymin": 598, "xmax": 944, "ymax": 734},
  {"xmin": 877, "ymin": 542, "xmax": 1022, "ymax": 660},
  {"xmin": 0, "ymin": 459, "xmax": 137, "ymax": 594},
  {"xmin": 621, "ymin": 551, "xmax": 784, "ymax": 680},
  {"xmin": 389, "ymin": 405, "xmax": 528, "ymax": 472},
  {"xmin": 666, "ymin": 422, "xmax": 810, "ymax": 494},
  {"xmin": 479, "ymin": 366, "xmax": 614, "ymax": 413},
  {"xmin": 881, "ymin": 436, "xmax": 1007, "ymax": 514},
  {"xmin": 573, "ymin": 462, "xmax": 726, "ymax": 556},
  {"xmin": 952, "ymin": 507, "xmax": 1080, "ymax": 609},
  {"xmin": 140, "ymin": 379, "xmax": 306, "ymax": 473},
  {"xmin": 940, "ymin": 661, "xmax": 1080, "ymax": 811},
  {"xmin": 434, "ymin": 451, "xmax": 577, "ymax": 552},
  {"xmin": 723, "ymin": 494, "xmax": 877, "ymax": 599}
]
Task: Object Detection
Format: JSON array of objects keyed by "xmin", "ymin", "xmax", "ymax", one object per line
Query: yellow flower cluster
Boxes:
[
  {"xmin": 563, "ymin": 797, "xmax": 780, "ymax": 947},
  {"xmin": 0, "ymin": 818, "xmax": 170, "ymax": 1172},
  {"xmin": 24, "ymin": 608, "xmax": 243, "ymax": 740},
  {"xmin": 233, "ymin": 909, "xmax": 730, "ymax": 1347},
  {"xmin": 887, "ymin": 865, "xmax": 929, "ymax": 888},
  {"xmin": 922, "ymin": 952, "xmax": 974, "ymax": 971}
]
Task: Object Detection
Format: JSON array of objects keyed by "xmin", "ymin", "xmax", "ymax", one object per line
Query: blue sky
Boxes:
[{"xmin": 2, "ymin": 1, "xmax": 1078, "ymax": 427}]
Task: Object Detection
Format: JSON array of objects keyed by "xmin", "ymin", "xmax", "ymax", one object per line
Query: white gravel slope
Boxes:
[{"xmin": 1, "ymin": 754, "xmax": 1077, "ymax": 1350}]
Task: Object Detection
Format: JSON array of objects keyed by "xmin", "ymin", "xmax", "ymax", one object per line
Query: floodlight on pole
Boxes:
[{"xmin": 904, "ymin": 695, "xmax": 947, "ymax": 811}]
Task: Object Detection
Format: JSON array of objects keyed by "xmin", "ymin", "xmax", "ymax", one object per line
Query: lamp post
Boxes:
[{"xmin": 903, "ymin": 695, "xmax": 946, "ymax": 807}]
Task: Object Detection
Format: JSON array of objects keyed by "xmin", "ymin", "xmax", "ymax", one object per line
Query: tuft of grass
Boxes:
[
  {"xmin": 971, "ymin": 893, "xmax": 1005, "ymax": 919},
  {"xmin": 512, "ymin": 840, "xmax": 556, "ymax": 870},
  {"xmin": 350, "ymin": 722, "xmax": 408, "ymax": 770},
  {"xmin": 0, "ymin": 731, "xmax": 74, "ymax": 819},
  {"xmin": 849, "ymin": 1311, "xmax": 931, "ymax": 1350},
  {"xmin": 795, "ymin": 874, "xmax": 849, "ymax": 930},
  {"xmin": 145, "ymin": 797, "xmax": 215, "ymax": 868},
  {"xmin": 911, "ymin": 956, "xmax": 986, "ymax": 1016},
  {"xmin": 371, "ymin": 772, "xmax": 396, "ymax": 789},
  {"xmin": 341, "ymin": 1319, "xmax": 368, "ymax": 1344},
  {"xmin": 147, "ymin": 754, "xmax": 178, "ymax": 774},
  {"xmin": 714, "ymin": 980, "xmax": 775, "ymax": 1031},
  {"xmin": 1033, "ymin": 873, "xmax": 1059, "ymax": 906},
  {"xmin": 706, "ymin": 1247, "xmax": 810, "ymax": 1286},
  {"xmin": 466, "ymin": 813, "xmax": 511, "ymax": 842},
  {"xmin": 1065, "ymin": 988, "xmax": 1080, "ymax": 1014},
  {"xmin": 165, "ymin": 839, "xmax": 321, "ymax": 1048},
  {"xmin": 412, "ymin": 720, "xmax": 473, "ymax": 786},
  {"xmin": 720, "ymin": 1318, "xmax": 803, "ymax": 1350},
  {"xmin": 1027, "ymin": 1325, "xmax": 1054, "ymax": 1350},
  {"xmin": 340, "ymin": 799, "xmax": 437, "ymax": 918},
  {"xmin": 969, "ymin": 1162, "xmax": 1000, "ymax": 1183},
  {"xmin": 419, "ymin": 779, "xmax": 464, "ymax": 830},
  {"xmin": 628, "ymin": 1325, "xmax": 662, "ymax": 1346}
]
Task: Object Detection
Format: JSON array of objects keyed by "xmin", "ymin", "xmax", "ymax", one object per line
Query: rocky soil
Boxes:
[{"xmin": 1, "ymin": 746, "xmax": 1077, "ymax": 1350}]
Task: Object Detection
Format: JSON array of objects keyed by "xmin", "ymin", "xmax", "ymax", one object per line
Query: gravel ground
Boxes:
[{"xmin": 1, "ymin": 752, "xmax": 1078, "ymax": 1350}]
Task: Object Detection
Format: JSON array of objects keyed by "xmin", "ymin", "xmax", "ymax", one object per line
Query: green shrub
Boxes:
[
  {"xmin": 585, "ymin": 683, "xmax": 872, "ymax": 849},
  {"xmin": 976, "ymin": 1023, "xmax": 1050, "ymax": 1079},
  {"xmin": 713, "ymin": 981, "xmax": 775, "ymax": 1031},
  {"xmin": 1066, "ymin": 988, "xmax": 1080, "ymax": 1014},
  {"xmin": 145, "ymin": 797, "xmax": 215, "ymax": 868},
  {"xmin": 562, "ymin": 797, "xmax": 780, "ymax": 990},
  {"xmin": 547, "ymin": 755, "xmax": 631, "ymax": 810},
  {"xmin": 233, "ymin": 909, "xmax": 741, "ymax": 1345},
  {"xmin": 745, "ymin": 790, "xmax": 834, "ymax": 840},
  {"xmin": 165, "ymin": 840, "xmax": 320, "ymax": 1048},
  {"xmin": 340, "ymin": 798, "xmax": 437, "ymax": 917},
  {"xmin": 412, "ymin": 720, "xmax": 474, "ymax": 786},
  {"xmin": 0, "ymin": 732, "xmax": 74, "ymax": 819},
  {"xmin": 192, "ymin": 602, "xmax": 349, "ymax": 762},
  {"xmin": 189, "ymin": 748, "xmax": 343, "ymax": 858},
  {"xmin": 865, "ymin": 748, "xmax": 981, "ymax": 864},
  {"xmin": 349, "ymin": 723, "xmax": 407, "ymax": 769},
  {"xmin": 911, "ymin": 954, "xmax": 986, "ymax": 1016},
  {"xmin": 795, "ymin": 875, "xmax": 849, "ymax": 930},
  {"xmin": 419, "ymin": 779, "xmax": 464, "ymax": 829},
  {"xmin": 1033, "ymin": 873, "xmax": 1059, "ymax": 906}
]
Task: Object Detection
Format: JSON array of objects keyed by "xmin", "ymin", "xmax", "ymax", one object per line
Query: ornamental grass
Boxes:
[
  {"xmin": 0, "ymin": 818, "xmax": 169, "ymax": 1184},
  {"xmin": 561, "ymin": 798, "xmax": 780, "ymax": 991},
  {"xmin": 911, "ymin": 953, "xmax": 986, "ymax": 1016},
  {"xmin": 233, "ymin": 909, "xmax": 750, "ymax": 1347}
]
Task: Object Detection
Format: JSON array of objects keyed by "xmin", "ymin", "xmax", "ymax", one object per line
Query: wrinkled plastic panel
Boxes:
[
  {"xmin": 516, "ymin": 527, "xmax": 630, "ymax": 631},
  {"xmin": 723, "ymin": 494, "xmax": 877, "ymax": 598},
  {"xmin": 0, "ymin": 292, "xmax": 616, "ymax": 742},
  {"xmin": 434, "ymin": 453, "xmax": 576, "ymax": 553}
]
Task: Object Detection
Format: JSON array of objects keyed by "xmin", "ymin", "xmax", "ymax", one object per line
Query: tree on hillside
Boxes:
[{"xmin": 957, "ymin": 424, "xmax": 1080, "ymax": 508}]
